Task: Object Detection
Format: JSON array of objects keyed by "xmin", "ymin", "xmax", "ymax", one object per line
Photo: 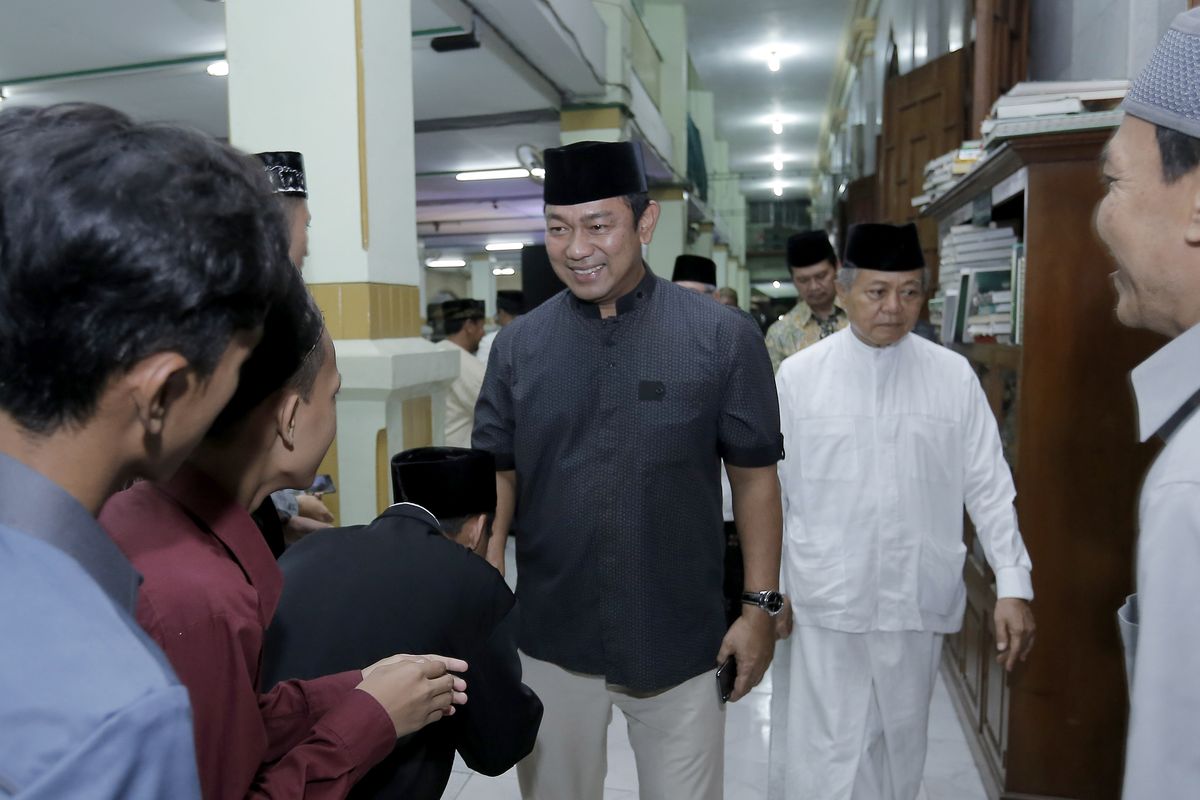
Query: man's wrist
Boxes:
[{"xmin": 741, "ymin": 589, "xmax": 784, "ymax": 617}]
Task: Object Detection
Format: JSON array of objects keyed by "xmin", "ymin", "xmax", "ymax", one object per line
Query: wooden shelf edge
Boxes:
[{"xmin": 922, "ymin": 128, "xmax": 1116, "ymax": 221}]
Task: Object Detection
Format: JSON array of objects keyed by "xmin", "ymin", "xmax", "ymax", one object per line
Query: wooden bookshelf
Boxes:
[{"xmin": 924, "ymin": 129, "xmax": 1165, "ymax": 799}]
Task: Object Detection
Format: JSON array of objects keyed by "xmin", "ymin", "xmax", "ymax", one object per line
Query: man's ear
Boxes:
[
  {"xmin": 460, "ymin": 513, "xmax": 488, "ymax": 552},
  {"xmin": 1186, "ymin": 184, "xmax": 1200, "ymax": 246},
  {"xmin": 125, "ymin": 352, "xmax": 192, "ymax": 436},
  {"xmin": 277, "ymin": 393, "xmax": 302, "ymax": 449},
  {"xmin": 637, "ymin": 200, "xmax": 661, "ymax": 246}
]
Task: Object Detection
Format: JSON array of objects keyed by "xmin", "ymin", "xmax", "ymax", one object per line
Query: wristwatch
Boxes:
[{"xmin": 741, "ymin": 590, "xmax": 785, "ymax": 617}]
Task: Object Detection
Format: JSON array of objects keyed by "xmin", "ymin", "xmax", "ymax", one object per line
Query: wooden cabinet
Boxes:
[{"xmin": 924, "ymin": 130, "xmax": 1165, "ymax": 799}]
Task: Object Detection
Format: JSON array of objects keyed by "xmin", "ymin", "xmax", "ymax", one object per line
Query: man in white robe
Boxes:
[
  {"xmin": 770, "ymin": 222, "xmax": 1036, "ymax": 800},
  {"xmin": 435, "ymin": 299, "xmax": 488, "ymax": 448}
]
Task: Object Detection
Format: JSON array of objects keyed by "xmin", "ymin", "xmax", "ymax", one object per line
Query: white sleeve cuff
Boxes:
[{"xmin": 995, "ymin": 566, "xmax": 1033, "ymax": 600}]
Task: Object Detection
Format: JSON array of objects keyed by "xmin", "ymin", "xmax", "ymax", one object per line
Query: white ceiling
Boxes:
[
  {"xmin": 680, "ymin": 0, "xmax": 853, "ymax": 200},
  {"xmin": 0, "ymin": 0, "xmax": 850, "ymax": 242}
]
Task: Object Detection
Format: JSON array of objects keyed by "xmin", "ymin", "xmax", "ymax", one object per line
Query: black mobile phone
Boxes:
[
  {"xmin": 716, "ymin": 657, "xmax": 737, "ymax": 703},
  {"xmin": 305, "ymin": 473, "xmax": 336, "ymax": 495}
]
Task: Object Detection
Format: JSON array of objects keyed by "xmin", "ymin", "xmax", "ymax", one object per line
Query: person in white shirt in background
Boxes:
[
  {"xmin": 435, "ymin": 299, "xmax": 488, "ymax": 448},
  {"xmin": 769, "ymin": 222, "xmax": 1036, "ymax": 800},
  {"xmin": 477, "ymin": 290, "xmax": 525, "ymax": 368},
  {"xmin": 1096, "ymin": 10, "xmax": 1200, "ymax": 797}
]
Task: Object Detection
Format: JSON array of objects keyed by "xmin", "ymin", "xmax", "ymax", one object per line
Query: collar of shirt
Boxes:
[
  {"xmin": 0, "ymin": 452, "xmax": 140, "ymax": 613},
  {"xmin": 156, "ymin": 462, "xmax": 284, "ymax": 624},
  {"xmin": 567, "ymin": 262, "xmax": 658, "ymax": 319},
  {"xmin": 842, "ymin": 325, "xmax": 907, "ymax": 358},
  {"xmin": 1131, "ymin": 321, "xmax": 1200, "ymax": 442},
  {"xmin": 789, "ymin": 299, "xmax": 845, "ymax": 328},
  {"xmin": 382, "ymin": 501, "xmax": 441, "ymax": 529}
]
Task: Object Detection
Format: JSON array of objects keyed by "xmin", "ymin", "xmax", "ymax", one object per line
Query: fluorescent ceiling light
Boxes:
[
  {"xmin": 426, "ymin": 258, "xmax": 466, "ymax": 268},
  {"xmin": 206, "ymin": 60, "xmax": 229, "ymax": 77},
  {"xmin": 531, "ymin": 167, "xmax": 545, "ymax": 178},
  {"xmin": 767, "ymin": 51, "xmax": 781, "ymax": 72},
  {"xmin": 455, "ymin": 168, "xmax": 530, "ymax": 181},
  {"xmin": 492, "ymin": 267, "xmax": 517, "ymax": 276},
  {"xmin": 485, "ymin": 242, "xmax": 525, "ymax": 252}
]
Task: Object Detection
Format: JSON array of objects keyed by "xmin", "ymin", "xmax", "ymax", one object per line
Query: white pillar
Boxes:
[
  {"xmin": 647, "ymin": 190, "xmax": 687, "ymax": 279},
  {"xmin": 712, "ymin": 244, "xmax": 730, "ymax": 288},
  {"xmin": 470, "ymin": 254, "xmax": 497, "ymax": 318},
  {"xmin": 226, "ymin": 0, "xmax": 456, "ymax": 524}
]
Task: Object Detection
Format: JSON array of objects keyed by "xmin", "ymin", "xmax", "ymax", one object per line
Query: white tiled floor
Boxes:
[
  {"xmin": 454, "ymin": 543, "xmax": 990, "ymax": 800},
  {"xmin": 446, "ymin": 667, "xmax": 985, "ymax": 799}
]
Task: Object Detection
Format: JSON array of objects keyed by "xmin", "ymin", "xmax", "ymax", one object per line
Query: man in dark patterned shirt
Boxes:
[{"xmin": 474, "ymin": 140, "xmax": 784, "ymax": 800}]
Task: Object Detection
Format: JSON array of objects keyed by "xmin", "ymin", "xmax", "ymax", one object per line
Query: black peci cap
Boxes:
[
  {"xmin": 542, "ymin": 140, "xmax": 648, "ymax": 206},
  {"xmin": 843, "ymin": 223, "xmax": 925, "ymax": 272},
  {"xmin": 391, "ymin": 447, "xmax": 497, "ymax": 518}
]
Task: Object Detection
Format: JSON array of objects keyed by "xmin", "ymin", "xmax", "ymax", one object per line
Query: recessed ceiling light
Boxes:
[
  {"xmin": 772, "ymin": 280, "xmax": 781, "ymax": 289},
  {"xmin": 771, "ymin": 116, "xmax": 784, "ymax": 135},
  {"xmin": 773, "ymin": 183, "xmax": 784, "ymax": 197},
  {"xmin": 767, "ymin": 51, "xmax": 781, "ymax": 72},
  {"xmin": 426, "ymin": 258, "xmax": 466, "ymax": 268},
  {"xmin": 455, "ymin": 168, "xmax": 530, "ymax": 181},
  {"xmin": 485, "ymin": 242, "xmax": 525, "ymax": 252},
  {"xmin": 773, "ymin": 157, "xmax": 784, "ymax": 171},
  {"xmin": 206, "ymin": 60, "xmax": 229, "ymax": 77}
]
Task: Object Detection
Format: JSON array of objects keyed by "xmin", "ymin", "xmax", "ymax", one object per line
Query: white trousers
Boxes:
[
  {"xmin": 768, "ymin": 627, "xmax": 942, "ymax": 800},
  {"xmin": 516, "ymin": 652, "xmax": 726, "ymax": 800}
]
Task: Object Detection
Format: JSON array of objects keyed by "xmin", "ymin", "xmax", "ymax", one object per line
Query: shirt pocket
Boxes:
[
  {"xmin": 796, "ymin": 418, "xmax": 859, "ymax": 481},
  {"xmin": 917, "ymin": 541, "xmax": 967, "ymax": 616},
  {"xmin": 902, "ymin": 416, "xmax": 959, "ymax": 485},
  {"xmin": 785, "ymin": 529, "xmax": 848, "ymax": 610}
]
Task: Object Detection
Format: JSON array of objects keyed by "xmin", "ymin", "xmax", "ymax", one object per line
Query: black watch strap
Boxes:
[{"xmin": 741, "ymin": 590, "xmax": 784, "ymax": 616}]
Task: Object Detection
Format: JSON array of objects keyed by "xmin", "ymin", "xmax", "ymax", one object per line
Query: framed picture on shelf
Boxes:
[{"xmin": 958, "ymin": 265, "xmax": 1013, "ymax": 343}]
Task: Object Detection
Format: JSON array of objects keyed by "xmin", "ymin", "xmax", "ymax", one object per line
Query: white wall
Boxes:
[{"xmin": 1029, "ymin": 0, "xmax": 1185, "ymax": 81}]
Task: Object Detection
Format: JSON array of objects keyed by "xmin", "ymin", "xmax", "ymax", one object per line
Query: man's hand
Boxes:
[
  {"xmin": 297, "ymin": 493, "xmax": 335, "ymax": 523},
  {"xmin": 357, "ymin": 654, "xmax": 469, "ymax": 737},
  {"xmin": 774, "ymin": 595, "xmax": 793, "ymax": 640},
  {"xmin": 716, "ymin": 611, "xmax": 776, "ymax": 702},
  {"xmin": 994, "ymin": 598, "xmax": 1035, "ymax": 672}
]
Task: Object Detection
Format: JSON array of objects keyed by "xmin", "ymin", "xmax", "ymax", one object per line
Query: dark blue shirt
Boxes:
[
  {"xmin": 0, "ymin": 454, "xmax": 200, "ymax": 798},
  {"xmin": 474, "ymin": 268, "xmax": 782, "ymax": 691}
]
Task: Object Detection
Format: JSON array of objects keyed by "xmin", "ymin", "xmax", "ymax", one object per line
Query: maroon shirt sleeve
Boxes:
[
  {"xmin": 259, "ymin": 671, "xmax": 361, "ymax": 760},
  {"xmin": 138, "ymin": 597, "xmax": 394, "ymax": 799}
]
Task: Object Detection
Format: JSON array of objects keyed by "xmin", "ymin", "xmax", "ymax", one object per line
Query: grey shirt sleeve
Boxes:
[
  {"xmin": 1123, "ymin": 482, "xmax": 1200, "ymax": 799},
  {"xmin": 473, "ymin": 325, "xmax": 517, "ymax": 471},
  {"xmin": 717, "ymin": 311, "xmax": 784, "ymax": 467}
]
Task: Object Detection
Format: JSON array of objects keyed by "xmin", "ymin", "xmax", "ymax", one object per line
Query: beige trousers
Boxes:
[{"xmin": 517, "ymin": 652, "xmax": 726, "ymax": 800}]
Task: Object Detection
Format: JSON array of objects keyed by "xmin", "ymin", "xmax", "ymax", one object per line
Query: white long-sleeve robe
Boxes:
[{"xmin": 769, "ymin": 328, "xmax": 1032, "ymax": 800}]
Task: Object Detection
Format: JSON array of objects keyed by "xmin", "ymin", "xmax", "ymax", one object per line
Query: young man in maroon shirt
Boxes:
[{"xmin": 102, "ymin": 269, "xmax": 469, "ymax": 799}]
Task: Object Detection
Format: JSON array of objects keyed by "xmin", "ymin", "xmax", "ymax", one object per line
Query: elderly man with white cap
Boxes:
[{"xmin": 1096, "ymin": 9, "xmax": 1200, "ymax": 798}]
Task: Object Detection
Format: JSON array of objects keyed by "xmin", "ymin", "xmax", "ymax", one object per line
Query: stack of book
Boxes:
[
  {"xmin": 938, "ymin": 224, "xmax": 1018, "ymax": 293},
  {"xmin": 911, "ymin": 141, "xmax": 983, "ymax": 210},
  {"xmin": 935, "ymin": 224, "xmax": 1019, "ymax": 343},
  {"xmin": 981, "ymin": 80, "xmax": 1128, "ymax": 149}
]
